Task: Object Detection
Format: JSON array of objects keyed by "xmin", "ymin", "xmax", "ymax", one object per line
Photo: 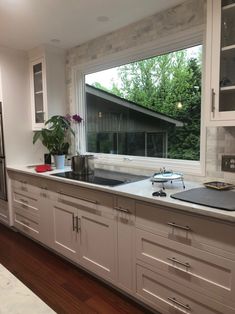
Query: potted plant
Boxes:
[{"xmin": 33, "ymin": 115, "xmax": 75, "ymax": 169}]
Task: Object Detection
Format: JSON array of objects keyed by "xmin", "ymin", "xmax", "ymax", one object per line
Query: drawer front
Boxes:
[
  {"xmin": 136, "ymin": 201, "xmax": 235, "ymax": 259},
  {"xmin": 56, "ymin": 181, "xmax": 113, "ymax": 209},
  {"xmin": 13, "ymin": 190, "xmax": 39, "ymax": 216},
  {"xmin": 136, "ymin": 265, "xmax": 235, "ymax": 314},
  {"xmin": 14, "ymin": 212, "xmax": 39, "ymax": 240},
  {"xmin": 58, "ymin": 191, "xmax": 114, "ymax": 219},
  {"xmin": 12, "ymin": 180, "xmax": 40, "ymax": 197},
  {"xmin": 115, "ymin": 196, "xmax": 135, "ymax": 215},
  {"xmin": 136, "ymin": 229, "xmax": 235, "ymax": 304}
]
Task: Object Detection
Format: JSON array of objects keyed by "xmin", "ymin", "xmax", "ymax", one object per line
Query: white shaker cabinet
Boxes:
[
  {"xmin": 29, "ymin": 45, "xmax": 66, "ymax": 130},
  {"xmin": 209, "ymin": 0, "xmax": 235, "ymax": 125},
  {"xmin": 53, "ymin": 192, "xmax": 117, "ymax": 283}
]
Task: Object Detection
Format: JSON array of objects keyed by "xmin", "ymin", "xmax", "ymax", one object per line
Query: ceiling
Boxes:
[{"xmin": 0, "ymin": 0, "xmax": 186, "ymax": 51}]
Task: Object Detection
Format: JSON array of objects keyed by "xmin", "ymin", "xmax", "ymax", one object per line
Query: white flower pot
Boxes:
[{"xmin": 54, "ymin": 155, "xmax": 65, "ymax": 169}]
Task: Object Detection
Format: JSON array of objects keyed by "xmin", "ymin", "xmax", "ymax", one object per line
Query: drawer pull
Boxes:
[
  {"xmin": 72, "ymin": 213, "xmax": 76, "ymax": 231},
  {"xmin": 167, "ymin": 222, "xmax": 191, "ymax": 231},
  {"xmin": 168, "ymin": 297, "xmax": 191, "ymax": 311},
  {"xmin": 76, "ymin": 216, "xmax": 81, "ymax": 232},
  {"xmin": 114, "ymin": 206, "xmax": 130, "ymax": 214},
  {"xmin": 167, "ymin": 257, "xmax": 190, "ymax": 268}
]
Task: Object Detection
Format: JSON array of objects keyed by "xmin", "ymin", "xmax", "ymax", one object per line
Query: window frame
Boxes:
[{"xmin": 72, "ymin": 25, "xmax": 206, "ymax": 176}]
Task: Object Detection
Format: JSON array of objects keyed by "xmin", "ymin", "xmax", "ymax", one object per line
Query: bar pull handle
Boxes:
[
  {"xmin": 211, "ymin": 88, "xmax": 215, "ymax": 118},
  {"xmin": 168, "ymin": 297, "xmax": 191, "ymax": 311},
  {"xmin": 76, "ymin": 216, "xmax": 81, "ymax": 233},
  {"xmin": 167, "ymin": 222, "xmax": 191, "ymax": 231},
  {"xmin": 114, "ymin": 206, "xmax": 130, "ymax": 214},
  {"xmin": 167, "ymin": 257, "xmax": 191, "ymax": 268},
  {"xmin": 72, "ymin": 213, "xmax": 76, "ymax": 231}
]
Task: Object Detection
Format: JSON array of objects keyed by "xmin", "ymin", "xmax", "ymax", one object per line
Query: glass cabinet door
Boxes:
[
  {"xmin": 33, "ymin": 62, "xmax": 44, "ymax": 123},
  {"xmin": 219, "ymin": 0, "xmax": 235, "ymax": 112}
]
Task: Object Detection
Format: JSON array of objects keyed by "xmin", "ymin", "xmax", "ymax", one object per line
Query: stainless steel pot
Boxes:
[{"xmin": 71, "ymin": 154, "xmax": 94, "ymax": 175}]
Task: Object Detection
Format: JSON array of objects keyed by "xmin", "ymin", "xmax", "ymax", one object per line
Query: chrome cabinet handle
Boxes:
[
  {"xmin": 168, "ymin": 297, "xmax": 191, "ymax": 311},
  {"xmin": 167, "ymin": 222, "xmax": 191, "ymax": 231},
  {"xmin": 114, "ymin": 206, "xmax": 130, "ymax": 214},
  {"xmin": 167, "ymin": 257, "xmax": 191, "ymax": 268},
  {"xmin": 76, "ymin": 216, "xmax": 81, "ymax": 233},
  {"xmin": 72, "ymin": 213, "xmax": 76, "ymax": 231},
  {"xmin": 211, "ymin": 88, "xmax": 215, "ymax": 118}
]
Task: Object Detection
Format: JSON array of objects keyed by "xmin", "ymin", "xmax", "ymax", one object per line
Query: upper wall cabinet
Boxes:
[
  {"xmin": 209, "ymin": 0, "xmax": 235, "ymax": 125},
  {"xmin": 29, "ymin": 45, "xmax": 66, "ymax": 130}
]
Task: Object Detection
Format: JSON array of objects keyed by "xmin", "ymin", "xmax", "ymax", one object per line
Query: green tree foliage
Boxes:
[{"xmin": 91, "ymin": 48, "xmax": 202, "ymax": 160}]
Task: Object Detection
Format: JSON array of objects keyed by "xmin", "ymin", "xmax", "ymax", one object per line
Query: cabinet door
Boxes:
[
  {"xmin": 52, "ymin": 201, "xmax": 79, "ymax": 262},
  {"xmin": 79, "ymin": 208, "xmax": 117, "ymax": 282},
  {"xmin": 210, "ymin": 0, "xmax": 235, "ymax": 123},
  {"xmin": 30, "ymin": 57, "xmax": 47, "ymax": 130}
]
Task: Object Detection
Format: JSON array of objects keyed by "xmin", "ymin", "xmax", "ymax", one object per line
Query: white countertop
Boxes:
[
  {"xmin": 7, "ymin": 165, "xmax": 235, "ymax": 223},
  {"xmin": 0, "ymin": 264, "xmax": 55, "ymax": 314}
]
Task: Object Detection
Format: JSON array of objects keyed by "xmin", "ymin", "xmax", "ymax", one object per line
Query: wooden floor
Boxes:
[{"xmin": 0, "ymin": 224, "xmax": 154, "ymax": 314}]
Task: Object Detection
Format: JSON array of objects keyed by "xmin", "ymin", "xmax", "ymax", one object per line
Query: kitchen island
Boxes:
[{"xmin": 6, "ymin": 165, "xmax": 235, "ymax": 314}]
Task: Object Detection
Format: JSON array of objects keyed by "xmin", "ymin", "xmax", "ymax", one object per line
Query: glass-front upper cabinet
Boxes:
[
  {"xmin": 210, "ymin": 0, "xmax": 235, "ymax": 124},
  {"xmin": 30, "ymin": 57, "xmax": 47, "ymax": 130}
]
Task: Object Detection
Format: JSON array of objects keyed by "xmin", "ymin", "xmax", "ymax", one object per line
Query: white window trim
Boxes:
[{"xmin": 72, "ymin": 24, "xmax": 206, "ymax": 177}]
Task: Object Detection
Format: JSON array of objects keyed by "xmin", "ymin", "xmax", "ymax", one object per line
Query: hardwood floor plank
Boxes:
[{"xmin": 0, "ymin": 224, "xmax": 154, "ymax": 314}]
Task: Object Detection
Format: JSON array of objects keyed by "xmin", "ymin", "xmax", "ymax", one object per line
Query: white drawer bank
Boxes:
[{"xmin": 7, "ymin": 169, "xmax": 235, "ymax": 314}]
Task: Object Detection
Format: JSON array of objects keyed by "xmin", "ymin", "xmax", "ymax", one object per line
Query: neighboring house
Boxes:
[{"xmin": 86, "ymin": 84, "xmax": 183, "ymax": 158}]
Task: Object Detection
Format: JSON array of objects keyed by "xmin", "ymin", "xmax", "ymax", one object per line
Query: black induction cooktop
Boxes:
[
  {"xmin": 51, "ymin": 169, "xmax": 147, "ymax": 187},
  {"xmin": 51, "ymin": 171, "xmax": 127, "ymax": 187}
]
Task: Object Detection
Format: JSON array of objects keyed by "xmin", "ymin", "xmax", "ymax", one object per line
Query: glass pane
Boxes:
[
  {"xmin": 33, "ymin": 63, "xmax": 42, "ymax": 74},
  {"xmin": 222, "ymin": 0, "xmax": 235, "ymax": 7},
  {"xmin": 219, "ymin": 90, "xmax": 235, "ymax": 111},
  {"xmin": 221, "ymin": 6, "xmax": 235, "ymax": 47},
  {"xmin": 220, "ymin": 49, "xmax": 235, "ymax": 87},
  {"xmin": 85, "ymin": 45, "xmax": 202, "ymax": 161},
  {"xmin": 34, "ymin": 72, "xmax": 43, "ymax": 92}
]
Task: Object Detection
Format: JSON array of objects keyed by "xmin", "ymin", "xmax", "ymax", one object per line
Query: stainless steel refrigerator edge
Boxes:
[{"xmin": 0, "ymin": 102, "xmax": 7, "ymax": 200}]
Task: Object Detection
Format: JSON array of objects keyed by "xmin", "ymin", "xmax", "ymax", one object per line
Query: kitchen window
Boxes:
[{"xmin": 74, "ymin": 30, "xmax": 205, "ymax": 175}]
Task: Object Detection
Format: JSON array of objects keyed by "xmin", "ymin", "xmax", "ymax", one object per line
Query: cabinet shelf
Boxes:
[
  {"xmin": 222, "ymin": 3, "xmax": 235, "ymax": 10},
  {"xmin": 34, "ymin": 71, "xmax": 42, "ymax": 75},
  {"xmin": 35, "ymin": 90, "xmax": 43, "ymax": 95},
  {"xmin": 220, "ymin": 85, "xmax": 235, "ymax": 91},
  {"xmin": 221, "ymin": 44, "xmax": 235, "ymax": 51}
]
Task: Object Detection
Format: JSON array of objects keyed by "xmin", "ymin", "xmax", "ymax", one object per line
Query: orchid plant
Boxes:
[{"xmin": 64, "ymin": 114, "xmax": 83, "ymax": 155}]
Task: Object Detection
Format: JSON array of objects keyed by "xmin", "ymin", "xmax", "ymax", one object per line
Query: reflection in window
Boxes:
[{"xmin": 85, "ymin": 45, "xmax": 202, "ymax": 161}]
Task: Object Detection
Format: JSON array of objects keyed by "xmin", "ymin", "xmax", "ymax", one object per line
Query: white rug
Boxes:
[{"xmin": 0, "ymin": 264, "xmax": 55, "ymax": 314}]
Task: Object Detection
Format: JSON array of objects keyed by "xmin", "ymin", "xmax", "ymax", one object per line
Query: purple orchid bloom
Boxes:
[{"xmin": 72, "ymin": 114, "xmax": 83, "ymax": 123}]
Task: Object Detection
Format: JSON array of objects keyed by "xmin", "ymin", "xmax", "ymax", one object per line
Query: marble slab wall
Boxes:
[{"xmin": 66, "ymin": 0, "xmax": 235, "ymax": 181}]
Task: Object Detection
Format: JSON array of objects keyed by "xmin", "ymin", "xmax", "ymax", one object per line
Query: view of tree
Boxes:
[{"xmin": 90, "ymin": 47, "xmax": 202, "ymax": 160}]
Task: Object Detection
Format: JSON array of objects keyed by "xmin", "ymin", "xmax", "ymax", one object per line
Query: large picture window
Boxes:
[{"xmin": 85, "ymin": 45, "xmax": 202, "ymax": 161}]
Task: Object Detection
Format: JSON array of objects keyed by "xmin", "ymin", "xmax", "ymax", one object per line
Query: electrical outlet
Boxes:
[{"xmin": 221, "ymin": 155, "xmax": 235, "ymax": 172}]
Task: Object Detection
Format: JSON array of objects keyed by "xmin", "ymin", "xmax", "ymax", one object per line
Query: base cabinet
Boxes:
[{"xmin": 8, "ymin": 170, "xmax": 235, "ymax": 314}]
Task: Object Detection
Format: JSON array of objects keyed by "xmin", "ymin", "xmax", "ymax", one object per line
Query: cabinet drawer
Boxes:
[
  {"xmin": 136, "ymin": 229, "xmax": 235, "ymax": 304},
  {"xmin": 136, "ymin": 265, "xmax": 235, "ymax": 314},
  {"xmin": 14, "ymin": 212, "xmax": 39, "ymax": 240},
  {"xmin": 57, "ymin": 191, "xmax": 114, "ymax": 219},
  {"xmin": 13, "ymin": 190, "xmax": 39, "ymax": 216},
  {"xmin": 12, "ymin": 179, "xmax": 40, "ymax": 197},
  {"xmin": 56, "ymin": 181, "xmax": 113, "ymax": 209},
  {"xmin": 115, "ymin": 196, "xmax": 135, "ymax": 215},
  {"xmin": 136, "ymin": 201, "xmax": 235, "ymax": 259}
]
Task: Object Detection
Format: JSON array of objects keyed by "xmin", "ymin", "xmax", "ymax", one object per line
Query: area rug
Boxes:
[{"xmin": 0, "ymin": 264, "xmax": 55, "ymax": 313}]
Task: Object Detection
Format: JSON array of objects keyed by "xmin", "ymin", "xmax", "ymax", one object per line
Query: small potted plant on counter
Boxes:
[{"xmin": 33, "ymin": 115, "xmax": 75, "ymax": 169}]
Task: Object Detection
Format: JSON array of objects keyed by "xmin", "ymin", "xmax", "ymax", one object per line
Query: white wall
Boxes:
[{"xmin": 0, "ymin": 46, "xmax": 45, "ymax": 166}]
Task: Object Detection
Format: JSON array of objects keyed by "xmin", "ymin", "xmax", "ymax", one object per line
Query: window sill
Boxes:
[{"xmin": 93, "ymin": 153, "xmax": 205, "ymax": 177}]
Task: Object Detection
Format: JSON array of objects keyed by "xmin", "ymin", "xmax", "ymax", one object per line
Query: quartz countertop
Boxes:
[
  {"xmin": 7, "ymin": 165, "xmax": 235, "ymax": 223},
  {"xmin": 0, "ymin": 264, "xmax": 55, "ymax": 314}
]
